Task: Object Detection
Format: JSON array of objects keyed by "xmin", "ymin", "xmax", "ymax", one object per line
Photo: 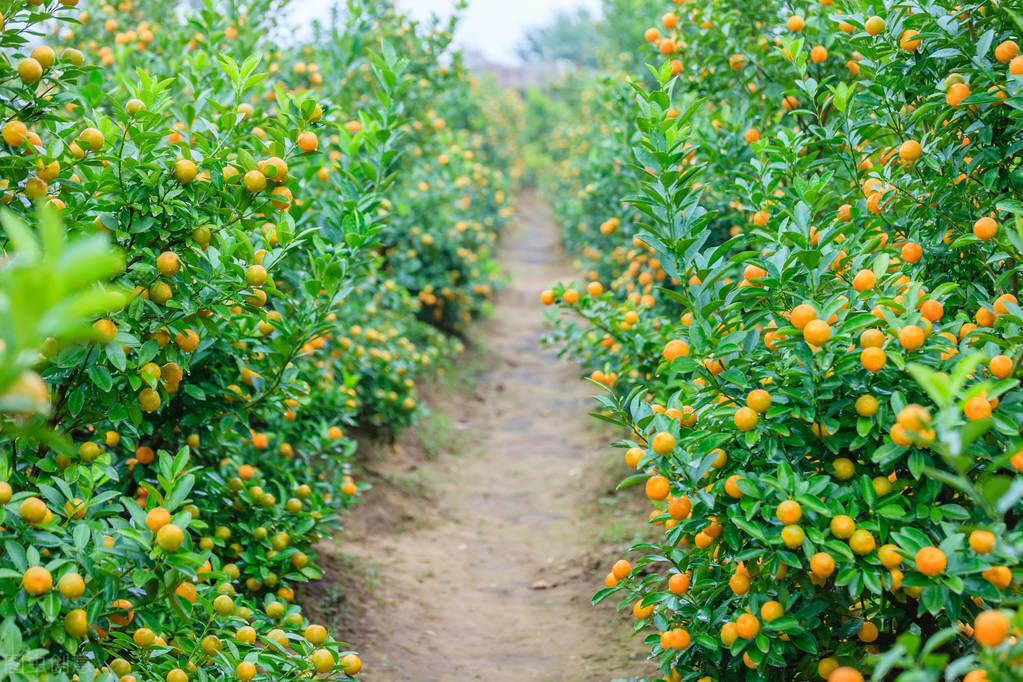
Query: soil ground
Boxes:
[{"xmin": 302, "ymin": 194, "xmax": 652, "ymax": 682}]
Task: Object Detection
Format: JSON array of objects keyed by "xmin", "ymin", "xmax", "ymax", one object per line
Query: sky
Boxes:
[{"xmin": 288, "ymin": 0, "xmax": 601, "ymax": 66}]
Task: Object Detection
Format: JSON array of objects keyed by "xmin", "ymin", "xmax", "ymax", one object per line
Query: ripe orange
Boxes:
[
  {"xmin": 645, "ymin": 475, "xmax": 670, "ymax": 501},
  {"xmin": 733, "ymin": 406, "xmax": 758, "ymax": 431},
  {"xmin": 725, "ymin": 474, "xmax": 744, "ymax": 499},
  {"xmin": 915, "ymin": 546, "xmax": 947, "ymax": 576},
  {"xmin": 852, "ymin": 269, "xmax": 876, "ymax": 291},
  {"xmin": 860, "ymin": 328, "xmax": 884, "ymax": 348},
  {"xmin": 828, "ymin": 668, "xmax": 864, "ymax": 682},
  {"xmin": 860, "ymin": 347, "xmax": 886, "ymax": 372},
  {"xmin": 746, "ymin": 388, "xmax": 771, "ymax": 413},
  {"xmin": 849, "ymin": 529, "xmax": 875, "ymax": 555},
  {"xmin": 790, "ymin": 303, "xmax": 817, "ymax": 329},
  {"xmin": 803, "ymin": 319, "xmax": 830, "ymax": 346},
  {"xmin": 901, "ymin": 241, "xmax": 922, "ymax": 263},
  {"xmin": 865, "ymin": 16, "xmax": 885, "ymax": 35},
  {"xmin": 22, "ymin": 566, "xmax": 53, "ymax": 596},
  {"xmin": 995, "ymin": 40, "xmax": 1019, "ymax": 63},
  {"xmin": 899, "ymin": 140, "xmax": 922, "ymax": 162},
  {"xmin": 946, "ymin": 82, "xmax": 970, "ymax": 107},
  {"xmin": 963, "ymin": 396, "xmax": 992, "ymax": 421},
  {"xmin": 969, "ymin": 530, "xmax": 995, "ymax": 554},
  {"xmin": 989, "ymin": 355, "xmax": 1012, "ymax": 379},
  {"xmin": 898, "ymin": 325, "xmax": 924, "ymax": 351},
  {"xmin": 668, "ymin": 572, "xmax": 690, "ymax": 595},
  {"xmin": 973, "ymin": 217, "xmax": 998, "ymax": 240},
  {"xmin": 919, "ymin": 299, "xmax": 943, "ymax": 322},
  {"xmin": 776, "ymin": 500, "xmax": 802, "ymax": 524},
  {"xmin": 878, "ymin": 544, "xmax": 902, "ymax": 569},
  {"xmin": 810, "ymin": 552, "xmax": 835, "ymax": 577},
  {"xmin": 662, "ymin": 339, "xmax": 689, "ymax": 362},
  {"xmin": 974, "ymin": 610, "xmax": 1009, "ymax": 648},
  {"xmin": 297, "ymin": 131, "xmax": 319, "ymax": 152},
  {"xmin": 651, "ymin": 431, "xmax": 676, "ymax": 455},
  {"xmin": 735, "ymin": 613, "xmax": 760, "ymax": 638},
  {"xmin": 633, "ymin": 599, "xmax": 653, "ymax": 619},
  {"xmin": 858, "ymin": 621, "xmax": 879, "ymax": 642},
  {"xmin": 611, "ymin": 559, "xmax": 632, "ymax": 580},
  {"xmin": 668, "ymin": 495, "xmax": 691, "ymax": 519},
  {"xmin": 829, "ymin": 515, "xmax": 855, "ymax": 539},
  {"xmin": 145, "ymin": 506, "xmax": 171, "ymax": 532},
  {"xmin": 729, "ymin": 572, "xmax": 750, "ymax": 594},
  {"xmin": 854, "ymin": 395, "xmax": 878, "ymax": 417},
  {"xmin": 760, "ymin": 600, "xmax": 784, "ymax": 622}
]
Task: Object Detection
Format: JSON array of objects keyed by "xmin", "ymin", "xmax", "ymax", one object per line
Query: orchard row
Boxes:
[
  {"xmin": 0, "ymin": 1, "xmax": 515, "ymax": 681},
  {"xmin": 538, "ymin": 1, "xmax": 1023, "ymax": 680}
]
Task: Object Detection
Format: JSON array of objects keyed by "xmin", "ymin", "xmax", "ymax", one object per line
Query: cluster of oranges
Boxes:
[{"xmin": 539, "ymin": 0, "xmax": 1023, "ymax": 679}]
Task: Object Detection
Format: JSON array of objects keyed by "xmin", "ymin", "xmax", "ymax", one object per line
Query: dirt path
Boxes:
[{"xmin": 306, "ymin": 193, "xmax": 650, "ymax": 681}]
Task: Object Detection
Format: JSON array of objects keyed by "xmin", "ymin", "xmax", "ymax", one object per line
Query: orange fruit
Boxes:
[
  {"xmin": 964, "ymin": 396, "xmax": 992, "ymax": 420},
  {"xmin": 651, "ymin": 431, "xmax": 676, "ymax": 455},
  {"xmin": 645, "ymin": 475, "xmax": 670, "ymax": 501},
  {"xmin": 899, "ymin": 140, "xmax": 922, "ymax": 162},
  {"xmin": 810, "ymin": 552, "xmax": 835, "ymax": 577},
  {"xmin": 776, "ymin": 499, "xmax": 802, "ymax": 524},
  {"xmin": 760, "ymin": 600, "xmax": 784, "ymax": 622},
  {"xmin": 830, "ymin": 515, "xmax": 855, "ymax": 539},
  {"xmin": 668, "ymin": 572, "xmax": 691, "ymax": 595},
  {"xmin": 861, "ymin": 347, "xmax": 886, "ymax": 372},
  {"xmin": 974, "ymin": 610, "xmax": 1009, "ymax": 648},
  {"xmin": 803, "ymin": 319, "xmax": 830, "ymax": 346},
  {"xmin": 734, "ymin": 406, "xmax": 758, "ymax": 431},
  {"xmin": 946, "ymin": 82, "xmax": 970, "ymax": 107},
  {"xmin": 969, "ymin": 530, "xmax": 996, "ymax": 554},
  {"xmin": 854, "ymin": 395, "xmax": 878, "ymax": 417},
  {"xmin": 22, "ymin": 566, "xmax": 53, "ymax": 596},
  {"xmin": 852, "ymin": 269, "xmax": 876, "ymax": 291},
  {"xmin": 781, "ymin": 524, "xmax": 805, "ymax": 548},
  {"xmin": 973, "ymin": 217, "xmax": 998, "ymax": 240},
  {"xmin": 828, "ymin": 668, "xmax": 864, "ymax": 682},
  {"xmin": 735, "ymin": 613, "xmax": 760, "ymax": 638},
  {"xmin": 989, "ymin": 355, "xmax": 1012, "ymax": 379},
  {"xmin": 790, "ymin": 303, "xmax": 817, "ymax": 329},
  {"xmin": 849, "ymin": 529, "xmax": 876, "ymax": 555},
  {"xmin": 746, "ymin": 388, "xmax": 771, "ymax": 413},
  {"xmin": 725, "ymin": 475, "xmax": 745, "ymax": 499},
  {"xmin": 898, "ymin": 325, "xmax": 925, "ymax": 351},
  {"xmin": 915, "ymin": 546, "xmax": 947, "ymax": 576}
]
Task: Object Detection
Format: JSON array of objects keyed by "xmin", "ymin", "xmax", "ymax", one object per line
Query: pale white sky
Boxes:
[{"xmin": 289, "ymin": 0, "xmax": 600, "ymax": 66}]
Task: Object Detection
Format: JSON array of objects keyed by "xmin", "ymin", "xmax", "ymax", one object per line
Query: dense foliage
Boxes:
[
  {"xmin": 538, "ymin": 1, "xmax": 1023, "ymax": 680},
  {"xmin": 0, "ymin": 0, "xmax": 512, "ymax": 680}
]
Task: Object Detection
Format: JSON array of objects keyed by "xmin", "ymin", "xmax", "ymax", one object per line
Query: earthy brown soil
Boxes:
[{"xmin": 302, "ymin": 193, "xmax": 652, "ymax": 682}]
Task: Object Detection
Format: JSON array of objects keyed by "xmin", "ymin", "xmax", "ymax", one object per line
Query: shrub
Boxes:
[
  {"xmin": 0, "ymin": 0, "xmax": 511, "ymax": 679},
  {"xmin": 540, "ymin": 1, "xmax": 1023, "ymax": 680}
]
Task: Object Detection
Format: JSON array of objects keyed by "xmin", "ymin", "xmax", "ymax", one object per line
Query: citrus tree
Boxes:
[
  {"xmin": 538, "ymin": 1, "xmax": 1023, "ymax": 680},
  {"xmin": 0, "ymin": 0, "xmax": 512, "ymax": 679}
]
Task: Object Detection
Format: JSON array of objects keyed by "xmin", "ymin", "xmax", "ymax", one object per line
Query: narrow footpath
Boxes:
[{"xmin": 308, "ymin": 193, "xmax": 650, "ymax": 681}]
